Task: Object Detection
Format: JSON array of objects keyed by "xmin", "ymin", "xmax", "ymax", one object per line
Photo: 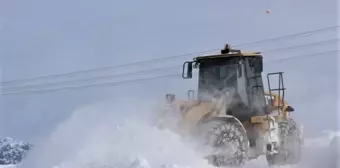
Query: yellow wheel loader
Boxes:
[{"xmin": 155, "ymin": 44, "xmax": 303, "ymax": 167}]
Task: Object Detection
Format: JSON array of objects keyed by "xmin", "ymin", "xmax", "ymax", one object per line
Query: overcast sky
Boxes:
[{"xmin": 0, "ymin": 0, "xmax": 339, "ymax": 143}]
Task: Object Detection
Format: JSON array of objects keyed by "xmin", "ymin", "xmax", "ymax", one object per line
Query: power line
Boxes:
[
  {"xmin": 2, "ymin": 65, "xmax": 180, "ymax": 91},
  {"xmin": 233, "ymin": 25, "xmax": 339, "ymax": 47},
  {"xmin": 265, "ymin": 49, "xmax": 339, "ymax": 63},
  {"xmin": 1, "ymin": 49, "xmax": 339, "ymax": 96},
  {"xmin": 262, "ymin": 38, "xmax": 339, "ymax": 54},
  {"xmin": 2, "ymin": 25, "xmax": 339, "ymax": 85},
  {"xmin": 0, "ymin": 39, "xmax": 339, "ymax": 91},
  {"xmin": 0, "ymin": 74, "xmax": 180, "ymax": 96},
  {"xmin": 1, "ymin": 49, "xmax": 218, "ymax": 85}
]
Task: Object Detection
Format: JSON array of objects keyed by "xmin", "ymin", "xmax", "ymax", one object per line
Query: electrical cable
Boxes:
[
  {"xmin": 2, "ymin": 25, "xmax": 338, "ymax": 85},
  {"xmin": 1, "ymin": 49, "xmax": 338, "ymax": 96}
]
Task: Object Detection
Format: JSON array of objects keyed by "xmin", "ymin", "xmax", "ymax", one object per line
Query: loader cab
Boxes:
[{"xmin": 182, "ymin": 44, "xmax": 268, "ymax": 121}]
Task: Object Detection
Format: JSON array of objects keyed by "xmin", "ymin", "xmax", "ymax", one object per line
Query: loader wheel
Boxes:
[
  {"xmin": 195, "ymin": 119, "xmax": 248, "ymax": 168},
  {"xmin": 266, "ymin": 119, "xmax": 302, "ymax": 166}
]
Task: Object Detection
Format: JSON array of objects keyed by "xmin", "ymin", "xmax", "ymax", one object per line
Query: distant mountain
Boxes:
[{"xmin": 0, "ymin": 137, "xmax": 32, "ymax": 165}]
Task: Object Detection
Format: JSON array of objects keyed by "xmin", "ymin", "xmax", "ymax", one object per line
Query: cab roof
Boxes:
[{"xmin": 194, "ymin": 51, "xmax": 262, "ymax": 62}]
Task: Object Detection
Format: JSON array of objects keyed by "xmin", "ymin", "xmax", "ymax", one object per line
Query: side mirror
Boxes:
[
  {"xmin": 182, "ymin": 61, "xmax": 193, "ymax": 79},
  {"xmin": 285, "ymin": 105, "xmax": 294, "ymax": 112}
]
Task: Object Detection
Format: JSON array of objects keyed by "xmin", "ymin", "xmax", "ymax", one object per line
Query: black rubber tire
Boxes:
[
  {"xmin": 266, "ymin": 119, "xmax": 302, "ymax": 166},
  {"xmin": 195, "ymin": 118, "xmax": 249, "ymax": 168}
]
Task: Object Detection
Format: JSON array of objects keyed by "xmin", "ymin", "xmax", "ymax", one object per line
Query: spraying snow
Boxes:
[
  {"xmin": 9, "ymin": 96, "xmax": 338, "ymax": 168},
  {"xmin": 16, "ymin": 97, "xmax": 214, "ymax": 168}
]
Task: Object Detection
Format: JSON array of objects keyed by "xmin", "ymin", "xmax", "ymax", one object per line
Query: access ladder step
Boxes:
[{"xmin": 269, "ymin": 88, "xmax": 286, "ymax": 91}]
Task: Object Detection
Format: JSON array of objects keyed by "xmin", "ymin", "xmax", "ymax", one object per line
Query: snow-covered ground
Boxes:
[
  {"xmin": 0, "ymin": 165, "xmax": 16, "ymax": 168},
  {"xmin": 1, "ymin": 98, "xmax": 339, "ymax": 168}
]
